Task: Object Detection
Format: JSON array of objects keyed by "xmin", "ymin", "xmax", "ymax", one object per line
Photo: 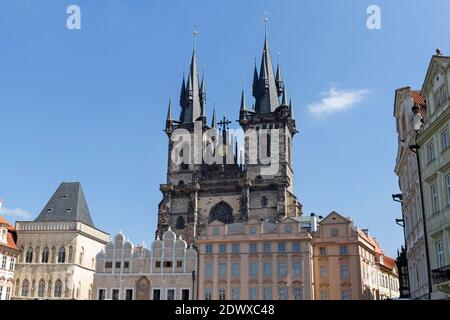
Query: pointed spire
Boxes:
[
  {"xmin": 252, "ymin": 58, "xmax": 259, "ymax": 98},
  {"xmin": 179, "ymin": 45, "xmax": 201, "ymax": 124},
  {"xmin": 179, "ymin": 72, "xmax": 186, "ymax": 106},
  {"xmin": 166, "ymin": 96, "xmax": 173, "ymax": 121},
  {"xmin": 289, "ymin": 97, "xmax": 295, "ymax": 120},
  {"xmin": 281, "ymin": 90, "xmax": 288, "ymax": 106},
  {"xmin": 211, "ymin": 101, "xmax": 216, "ymax": 128},
  {"xmin": 240, "ymin": 88, "xmax": 247, "ymax": 111},
  {"xmin": 200, "ymin": 65, "xmax": 206, "ymax": 117},
  {"xmin": 275, "ymin": 53, "xmax": 284, "ymax": 97}
]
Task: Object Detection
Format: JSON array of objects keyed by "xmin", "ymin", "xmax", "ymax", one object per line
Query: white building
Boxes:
[
  {"xmin": 93, "ymin": 228, "xmax": 197, "ymax": 300},
  {"xmin": 394, "ymin": 86, "xmax": 429, "ymax": 298}
]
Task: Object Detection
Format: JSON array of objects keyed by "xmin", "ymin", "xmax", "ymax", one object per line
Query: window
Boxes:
[
  {"xmin": 341, "ymin": 290, "xmax": 351, "ymax": 300},
  {"xmin": 431, "ymin": 184, "xmax": 439, "ymax": 213},
  {"xmin": 155, "ymin": 261, "xmax": 161, "ymax": 268},
  {"xmin": 320, "ymin": 266, "xmax": 328, "ymax": 278},
  {"xmin": 249, "ymin": 287, "xmax": 258, "ymax": 300},
  {"xmin": 319, "ymin": 247, "xmax": 327, "ymax": 256},
  {"xmin": 125, "ymin": 289, "xmax": 133, "ymax": 300},
  {"xmin": 42, "ymin": 247, "xmax": 49, "ymax": 263},
  {"xmin": 320, "ymin": 290, "xmax": 329, "ymax": 300},
  {"xmin": 263, "ymin": 262, "xmax": 272, "ymax": 277},
  {"xmin": 340, "ymin": 264, "xmax": 350, "ymax": 278},
  {"xmin": 340, "ymin": 245, "xmax": 348, "ymax": 255},
  {"xmin": 205, "ymin": 262, "xmax": 213, "ymax": 278},
  {"xmin": 212, "ymin": 227, "xmax": 220, "ymax": 236},
  {"xmin": 176, "ymin": 216, "xmax": 185, "ymax": 229},
  {"xmin": 446, "ymin": 175, "xmax": 450, "ymax": 206},
  {"xmin": 219, "ymin": 244, "xmax": 226, "ymax": 253},
  {"xmin": 278, "ymin": 242, "xmax": 286, "ymax": 252},
  {"xmin": 219, "ymin": 262, "xmax": 227, "ymax": 277},
  {"xmin": 25, "ymin": 248, "xmax": 33, "ymax": 263},
  {"xmin": 98, "ymin": 289, "xmax": 106, "ymax": 300},
  {"xmin": 231, "ymin": 262, "xmax": 240, "ymax": 277},
  {"xmin": 176, "ymin": 261, "xmax": 182, "ymax": 268},
  {"xmin": 153, "ymin": 289, "xmax": 161, "ymax": 300},
  {"xmin": 167, "ymin": 289, "xmax": 175, "ymax": 300},
  {"xmin": 124, "ymin": 261, "xmax": 130, "ymax": 268},
  {"xmin": 204, "ymin": 288, "xmax": 212, "ymax": 300},
  {"xmin": 232, "ymin": 243, "xmax": 240, "ymax": 253},
  {"xmin": 54, "ymin": 279, "xmax": 62, "ymax": 298},
  {"xmin": 278, "ymin": 287, "xmax": 288, "ymax": 300},
  {"xmin": 263, "ymin": 287, "xmax": 272, "ymax": 300},
  {"xmin": 9, "ymin": 258, "xmax": 15, "ymax": 271},
  {"xmin": 1, "ymin": 256, "xmax": 6, "ymax": 269},
  {"xmin": 427, "ymin": 142, "xmax": 435, "ymax": 163},
  {"xmin": 331, "ymin": 228, "xmax": 339, "ymax": 237},
  {"xmin": 249, "ymin": 243, "xmax": 257, "ymax": 253},
  {"xmin": 292, "ymin": 242, "xmax": 300, "ymax": 252},
  {"xmin": 249, "ymin": 261, "xmax": 258, "ymax": 277},
  {"xmin": 293, "ymin": 287, "xmax": 303, "ymax": 300},
  {"xmin": 249, "ymin": 226, "xmax": 257, "ymax": 234},
  {"xmin": 181, "ymin": 289, "xmax": 190, "ymax": 300},
  {"xmin": 38, "ymin": 279, "xmax": 45, "ymax": 298},
  {"xmin": 293, "ymin": 260, "xmax": 302, "ymax": 276},
  {"xmin": 261, "ymin": 196, "xmax": 268, "ymax": 207},
  {"xmin": 105, "ymin": 261, "xmax": 113, "ymax": 269},
  {"xmin": 116, "ymin": 261, "xmax": 121, "ymax": 269},
  {"xmin": 442, "ymin": 129, "xmax": 449, "ymax": 151},
  {"xmin": 284, "ymin": 224, "xmax": 293, "ymax": 233},
  {"xmin": 57, "ymin": 247, "xmax": 66, "ymax": 263},
  {"xmin": 5, "ymin": 287, "xmax": 10, "ymax": 300},
  {"xmin": 263, "ymin": 243, "xmax": 271, "ymax": 253},
  {"xmin": 218, "ymin": 288, "xmax": 226, "ymax": 300},
  {"xmin": 436, "ymin": 241, "xmax": 445, "ymax": 268},
  {"xmin": 163, "ymin": 261, "xmax": 172, "ymax": 268},
  {"xmin": 205, "ymin": 244, "xmax": 213, "ymax": 254},
  {"xmin": 278, "ymin": 261, "xmax": 287, "ymax": 277},
  {"xmin": 434, "ymin": 84, "xmax": 448, "ymax": 109},
  {"xmin": 231, "ymin": 287, "xmax": 240, "ymax": 300}
]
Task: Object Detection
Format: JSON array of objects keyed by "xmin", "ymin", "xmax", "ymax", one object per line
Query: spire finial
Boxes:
[
  {"xmin": 264, "ymin": 12, "xmax": 269, "ymax": 38},
  {"xmin": 167, "ymin": 95, "xmax": 173, "ymax": 121},
  {"xmin": 193, "ymin": 26, "xmax": 198, "ymax": 51},
  {"xmin": 211, "ymin": 99, "xmax": 217, "ymax": 128}
]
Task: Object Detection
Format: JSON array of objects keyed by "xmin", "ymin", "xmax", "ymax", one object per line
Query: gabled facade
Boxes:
[
  {"xmin": 12, "ymin": 182, "xmax": 109, "ymax": 300},
  {"xmin": 417, "ymin": 51, "xmax": 450, "ymax": 299},
  {"xmin": 393, "ymin": 86, "xmax": 429, "ymax": 299}
]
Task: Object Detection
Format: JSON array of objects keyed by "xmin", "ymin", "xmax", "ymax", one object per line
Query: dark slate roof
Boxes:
[{"xmin": 34, "ymin": 182, "xmax": 95, "ymax": 227}]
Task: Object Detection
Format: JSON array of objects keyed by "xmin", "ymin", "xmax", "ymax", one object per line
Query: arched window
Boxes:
[
  {"xmin": 267, "ymin": 132, "xmax": 271, "ymax": 157},
  {"xmin": 38, "ymin": 279, "xmax": 45, "ymax": 298},
  {"xmin": 79, "ymin": 247, "xmax": 84, "ymax": 265},
  {"xmin": 41, "ymin": 247, "xmax": 49, "ymax": 263},
  {"xmin": 54, "ymin": 279, "xmax": 62, "ymax": 298},
  {"xmin": 47, "ymin": 280, "xmax": 52, "ymax": 297},
  {"xmin": 209, "ymin": 201, "xmax": 233, "ymax": 224},
  {"xmin": 25, "ymin": 248, "xmax": 33, "ymax": 263},
  {"xmin": 176, "ymin": 216, "xmax": 185, "ymax": 229},
  {"xmin": 68, "ymin": 246, "xmax": 73, "ymax": 263},
  {"xmin": 261, "ymin": 196, "xmax": 268, "ymax": 208},
  {"xmin": 57, "ymin": 247, "xmax": 66, "ymax": 263},
  {"xmin": 21, "ymin": 279, "xmax": 29, "ymax": 297}
]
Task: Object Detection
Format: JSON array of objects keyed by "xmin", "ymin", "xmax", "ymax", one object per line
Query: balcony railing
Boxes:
[{"xmin": 431, "ymin": 264, "xmax": 450, "ymax": 285}]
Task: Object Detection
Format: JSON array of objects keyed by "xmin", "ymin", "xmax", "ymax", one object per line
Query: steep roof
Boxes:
[
  {"xmin": 0, "ymin": 215, "xmax": 18, "ymax": 250},
  {"xmin": 34, "ymin": 182, "xmax": 95, "ymax": 227}
]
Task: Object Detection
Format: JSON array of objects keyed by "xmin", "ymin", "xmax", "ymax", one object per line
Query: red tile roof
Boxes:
[
  {"xmin": 0, "ymin": 215, "xmax": 19, "ymax": 250},
  {"xmin": 410, "ymin": 90, "xmax": 427, "ymax": 117},
  {"xmin": 382, "ymin": 256, "xmax": 396, "ymax": 270}
]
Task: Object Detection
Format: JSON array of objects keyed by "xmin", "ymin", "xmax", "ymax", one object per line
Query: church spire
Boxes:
[
  {"xmin": 211, "ymin": 101, "xmax": 216, "ymax": 128},
  {"xmin": 252, "ymin": 58, "xmax": 259, "ymax": 98},
  {"xmin": 200, "ymin": 65, "xmax": 206, "ymax": 118},
  {"xmin": 240, "ymin": 88, "xmax": 247, "ymax": 111},
  {"xmin": 275, "ymin": 53, "xmax": 284, "ymax": 97},
  {"xmin": 166, "ymin": 96, "xmax": 173, "ymax": 121}
]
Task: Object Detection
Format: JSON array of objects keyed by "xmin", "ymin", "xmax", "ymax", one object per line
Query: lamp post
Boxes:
[{"xmin": 409, "ymin": 143, "xmax": 433, "ymax": 299}]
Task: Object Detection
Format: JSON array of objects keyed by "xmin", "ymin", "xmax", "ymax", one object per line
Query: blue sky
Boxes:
[{"xmin": 1, "ymin": 0, "xmax": 450, "ymax": 256}]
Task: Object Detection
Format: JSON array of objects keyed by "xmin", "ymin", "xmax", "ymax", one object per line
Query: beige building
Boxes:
[
  {"xmin": 417, "ymin": 50, "xmax": 450, "ymax": 299},
  {"xmin": 393, "ymin": 87, "xmax": 429, "ymax": 298},
  {"xmin": 197, "ymin": 218, "xmax": 314, "ymax": 300},
  {"xmin": 12, "ymin": 182, "xmax": 109, "ymax": 300},
  {"xmin": 0, "ymin": 204, "xmax": 20, "ymax": 300},
  {"xmin": 93, "ymin": 228, "xmax": 197, "ymax": 300},
  {"xmin": 313, "ymin": 212, "xmax": 399, "ymax": 300}
]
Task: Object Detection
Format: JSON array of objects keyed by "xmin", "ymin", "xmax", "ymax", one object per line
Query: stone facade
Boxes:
[
  {"xmin": 417, "ymin": 51, "xmax": 450, "ymax": 299},
  {"xmin": 197, "ymin": 218, "xmax": 314, "ymax": 300},
  {"xmin": 0, "ymin": 207, "xmax": 20, "ymax": 300},
  {"xmin": 93, "ymin": 229, "xmax": 197, "ymax": 300},
  {"xmin": 394, "ymin": 86, "xmax": 429, "ymax": 298},
  {"xmin": 12, "ymin": 182, "xmax": 109, "ymax": 300},
  {"xmin": 313, "ymin": 212, "xmax": 399, "ymax": 300}
]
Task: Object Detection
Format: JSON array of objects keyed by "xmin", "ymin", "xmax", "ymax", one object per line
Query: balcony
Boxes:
[{"xmin": 432, "ymin": 265, "xmax": 450, "ymax": 294}]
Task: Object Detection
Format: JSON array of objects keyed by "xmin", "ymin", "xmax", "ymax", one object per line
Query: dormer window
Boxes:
[
  {"xmin": 66, "ymin": 208, "xmax": 72, "ymax": 213},
  {"xmin": 47, "ymin": 208, "xmax": 53, "ymax": 213}
]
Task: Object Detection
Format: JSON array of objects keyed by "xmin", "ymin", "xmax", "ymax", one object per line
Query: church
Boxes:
[{"xmin": 157, "ymin": 30, "xmax": 302, "ymax": 244}]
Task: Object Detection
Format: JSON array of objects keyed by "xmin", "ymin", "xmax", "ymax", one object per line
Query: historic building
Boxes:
[
  {"xmin": 93, "ymin": 229, "xmax": 197, "ymax": 300},
  {"xmin": 312, "ymin": 212, "xmax": 399, "ymax": 300},
  {"xmin": 0, "ymin": 201, "xmax": 20, "ymax": 300},
  {"xmin": 12, "ymin": 182, "xmax": 109, "ymax": 300},
  {"xmin": 197, "ymin": 218, "xmax": 313, "ymax": 300},
  {"xmin": 157, "ymin": 30, "xmax": 301, "ymax": 244},
  {"xmin": 393, "ymin": 86, "xmax": 429, "ymax": 298},
  {"xmin": 416, "ymin": 50, "xmax": 450, "ymax": 299}
]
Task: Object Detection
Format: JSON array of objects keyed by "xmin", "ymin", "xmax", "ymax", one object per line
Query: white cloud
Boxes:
[
  {"xmin": 1, "ymin": 207, "xmax": 32, "ymax": 219},
  {"xmin": 308, "ymin": 85, "xmax": 370, "ymax": 117}
]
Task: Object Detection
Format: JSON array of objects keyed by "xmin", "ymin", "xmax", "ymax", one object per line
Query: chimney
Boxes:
[{"xmin": 362, "ymin": 228, "xmax": 369, "ymax": 236}]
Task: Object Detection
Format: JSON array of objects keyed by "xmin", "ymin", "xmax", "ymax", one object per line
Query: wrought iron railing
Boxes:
[{"xmin": 432, "ymin": 264, "xmax": 450, "ymax": 285}]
